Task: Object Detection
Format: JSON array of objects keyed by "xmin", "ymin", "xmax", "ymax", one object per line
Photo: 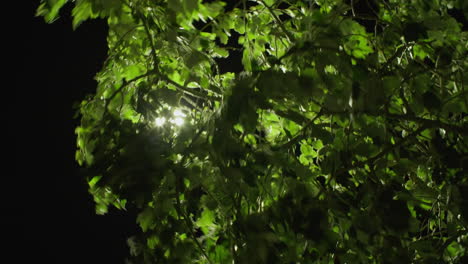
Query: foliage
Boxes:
[{"xmin": 38, "ymin": 0, "xmax": 468, "ymax": 263}]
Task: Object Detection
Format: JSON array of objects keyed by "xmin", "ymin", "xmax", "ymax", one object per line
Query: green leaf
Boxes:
[
  {"xmin": 137, "ymin": 207, "xmax": 156, "ymax": 232},
  {"xmin": 200, "ymin": 1, "xmax": 225, "ymax": 18},
  {"xmin": 88, "ymin": 175, "xmax": 102, "ymax": 188},
  {"xmin": 242, "ymin": 49, "xmax": 252, "ymax": 71},
  {"xmin": 36, "ymin": 0, "xmax": 68, "ymax": 23},
  {"xmin": 196, "ymin": 208, "xmax": 215, "ymax": 235},
  {"xmin": 283, "ymin": 119, "xmax": 301, "ymax": 136},
  {"xmin": 147, "ymin": 235, "xmax": 159, "ymax": 250},
  {"xmin": 184, "ymin": 0, "xmax": 199, "ymax": 15},
  {"xmin": 212, "ymin": 46, "xmax": 229, "ymax": 58},
  {"xmin": 413, "ymin": 44, "xmax": 430, "ymax": 60},
  {"xmin": 300, "ymin": 142, "xmax": 317, "ymax": 158},
  {"xmin": 186, "ymin": 50, "xmax": 206, "ymax": 68},
  {"xmin": 72, "ymin": 0, "xmax": 98, "ymax": 29},
  {"xmin": 339, "ymin": 19, "xmax": 373, "ymax": 58}
]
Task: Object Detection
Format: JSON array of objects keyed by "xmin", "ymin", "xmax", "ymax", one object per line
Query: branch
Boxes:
[
  {"xmin": 259, "ymin": 0, "xmax": 294, "ymax": 42},
  {"xmin": 139, "ymin": 13, "xmax": 160, "ymax": 67},
  {"xmin": 162, "ymin": 76, "xmax": 221, "ymax": 102},
  {"xmin": 315, "ymin": 124, "xmax": 428, "ymax": 198},
  {"xmin": 277, "ymin": 44, "xmax": 342, "ymax": 63},
  {"xmin": 103, "ymin": 25, "xmax": 141, "ymax": 68},
  {"xmin": 364, "ymin": 125, "xmax": 428, "ymax": 165},
  {"xmin": 103, "ymin": 71, "xmax": 155, "ymax": 117},
  {"xmin": 321, "ymin": 109, "xmax": 468, "ymax": 135},
  {"xmin": 385, "ymin": 113, "xmax": 468, "ymax": 135},
  {"xmin": 272, "ymin": 110, "xmax": 324, "ymax": 150},
  {"xmin": 436, "ymin": 229, "xmax": 468, "ymax": 254},
  {"xmin": 173, "ymin": 131, "xmax": 214, "ymax": 264},
  {"xmin": 380, "ymin": 45, "xmax": 406, "ymax": 71},
  {"xmin": 174, "ymin": 187, "xmax": 214, "ymax": 264}
]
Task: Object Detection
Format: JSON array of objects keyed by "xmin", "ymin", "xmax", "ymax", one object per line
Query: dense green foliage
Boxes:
[{"xmin": 38, "ymin": 0, "xmax": 468, "ymax": 263}]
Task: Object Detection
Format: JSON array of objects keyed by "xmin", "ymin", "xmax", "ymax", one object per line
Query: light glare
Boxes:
[
  {"xmin": 173, "ymin": 109, "xmax": 186, "ymax": 117},
  {"xmin": 171, "ymin": 117, "xmax": 184, "ymax": 126},
  {"xmin": 155, "ymin": 117, "xmax": 166, "ymax": 127}
]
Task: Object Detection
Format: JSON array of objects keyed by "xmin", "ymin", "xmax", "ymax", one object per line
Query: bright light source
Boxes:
[
  {"xmin": 155, "ymin": 117, "xmax": 166, "ymax": 127},
  {"xmin": 171, "ymin": 117, "xmax": 184, "ymax": 126},
  {"xmin": 173, "ymin": 109, "xmax": 186, "ymax": 117}
]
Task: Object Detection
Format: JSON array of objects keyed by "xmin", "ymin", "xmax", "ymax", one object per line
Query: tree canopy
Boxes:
[{"xmin": 38, "ymin": 0, "xmax": 468, "ymax": 263}]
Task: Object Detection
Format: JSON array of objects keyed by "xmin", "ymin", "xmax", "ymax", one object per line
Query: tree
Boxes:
[{"xmin": 37, "ymin": 0, "xmax": 468, "ymax": 263}]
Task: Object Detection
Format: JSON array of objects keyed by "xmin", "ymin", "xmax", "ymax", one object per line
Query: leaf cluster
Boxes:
[{"xmin": 39, "ymin": 0, "xmax": 468, "ymax": 263}]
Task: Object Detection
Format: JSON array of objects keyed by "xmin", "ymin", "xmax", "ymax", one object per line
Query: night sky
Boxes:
[{"xmin": 16, "ymin": 2, "xmax": 139, "ymax": 263}]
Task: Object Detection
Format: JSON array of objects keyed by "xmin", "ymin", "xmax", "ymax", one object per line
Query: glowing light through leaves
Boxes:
[
  {"xmin": 171, "ymin": 117, "xmax": 184, "ymax": 126},
  {"xmin": 154, "ymin": 108, "xmax": 187, "ymax": 127},
  {"xmin": 154, "ymin": 117, "xmax": 166, "ymax": 127},
  {"xmin": 173, "ymin": 109, "xmax": 186, "ymax": 118},
  {"xmin": 171, "ymin": 109, "xmax": 186, "ymax": 126}
]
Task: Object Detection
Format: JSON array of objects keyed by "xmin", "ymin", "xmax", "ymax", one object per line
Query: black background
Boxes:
[{"xmin": 14, "ymin": 2, "xmax": 139, "ymax": 263}]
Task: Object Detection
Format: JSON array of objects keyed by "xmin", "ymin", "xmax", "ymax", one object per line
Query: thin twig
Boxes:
[
  {"xmin": 103, "ymin": 25, "xmax": 141, "ymax": 67},
  {"xmin": 385, "ymin": 113, "xmax": 468, "ymax": 135},
  {"xmin": 321, "ymin": 109, "xmax": 468, "ymax": 135},
  {"xmin": 174, "ymin": 190, "xmax": 214, "ymax": 264},
  {"xmin": 103, "ymin": 71, "xmax": 155, "ymax": 117},
  {"xmin": 139, "ymin": 13, "xmax": 160, "ymax": 67},
  {"xmin": 173, "ymin": 131, "xmax": 214, "ymax": 264},
  {"xmin": 259, "ymin": 0, "xmax": 294, "ymax": 42},
  {"xmin": 273, "ymin": 110, "xmax": 324, "ymax": 150},
  {"xmin": 162, "ymin": 76, "xmax": 220, "ymax": 102}
]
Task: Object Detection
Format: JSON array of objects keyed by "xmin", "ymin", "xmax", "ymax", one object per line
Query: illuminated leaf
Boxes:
[{"xmin": 196, "ymin": 208, "xmax": 215, "ymax": 235}]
